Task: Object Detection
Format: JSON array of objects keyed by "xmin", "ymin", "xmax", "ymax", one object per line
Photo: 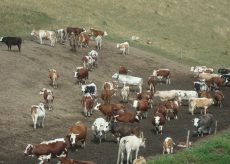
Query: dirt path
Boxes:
[{"xmin": 0, "ymin": 39, "xmax": 229, "ymax": 164}]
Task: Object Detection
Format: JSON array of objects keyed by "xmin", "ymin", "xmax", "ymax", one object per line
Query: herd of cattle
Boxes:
[{"xmin": 1, "ymin": 27, "xmax": 230, "ymax": 164}]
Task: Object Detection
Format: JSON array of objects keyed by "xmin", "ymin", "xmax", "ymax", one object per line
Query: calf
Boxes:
[
  {"xmin": 39, "ymin": 88, "xmax": 54, "ymax": 111},
  {"xmin": 162, "ymin": 137, "xmax": 175, "ymax": 154},
  {"xmin": 214, "ymin": 90, "xmax": 224, "ymax": 108},
  {"xmin": 81, "ymin": 93, "xmax": 95, "ymax": 117},
  {"xmin": 152, "ymin": 113, "xmax": 166, "ymax": 135},
  {"xmin": 117, "ymin": 42, "xmax": 129, "ymax": 55},
  {"xmin": 31, "ymin": 103, "xmax": 45, "ymax": 129},
  {"xmin": 48, "ymin": 69, "xmax": 59, "ymax": 89},
  {"xmin": 58, "ymin": 157, "xmax": 96, "ymax": 164},
  {"xmin": 91, "ymin": 117, "xmax": 110, "ymax": 143},
  {"xmin": 116, "ymin": 132, "xmax": 146, "ymax": 164},
  {"xmin": 24, "ymin": 138, "xmax": 67, "ymax": 164},
  {"xmin": 74, "ymin": 67, "xmax": 89, "ymax": 85},
  {"xmin": 132, "ymin": 156, "xmax": 146, "ymax": 164},
  {"xmin": 193, "ymin": 113, "xmax": 214, "ymax": 136},
  {"xmin": 189, "ymin": 97, "xmax": 214, "ymax": 115},
  {"xmin": 152, "ymin": 69, "xmax": 171, "ymax": 84},
  {"xmin": 66, "ymin": 121, "xmax": 87, "ymax": 149},
  {"xmin": 0, "ymin": 36, "xmax": 22, "ymax": 51}
]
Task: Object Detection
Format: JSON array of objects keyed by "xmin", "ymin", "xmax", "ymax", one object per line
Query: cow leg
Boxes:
[
  {"xmin": 33, "ymin": 115, "xmax": 38, "ymax": 129},
  {"xmin": 41, "ymin": 116, "xmax": 45, "ymax": 128},
  {"xmin": 126, "ymin": 150, "xmax": 131, "ymax": 164}
]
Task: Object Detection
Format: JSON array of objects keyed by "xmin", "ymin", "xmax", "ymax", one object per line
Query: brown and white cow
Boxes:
[
  {"xmin": 103, "ymin": 81, "xmax": 118, "ymax": 92},
  {"xmin": 133, "ymin": 99, "xmax": 150, "ymax": 119},
  {"xmin": 66, "ymin": 121, "xmax": 87, "ymax": 149},
  {"xmin": 58, "ymin": 157, "xmax": 96, "ymax": 164},
  {"xmin": 39, "ymin": 88, "xmax": 54, "ymax": 111},
  {"xmin": 119, "ymin": 66, "xmax": 129, "ymax": 75},
  {"xmin": 152, "ymin": 112, "xmax": 166, "ymax": 134},
  {"xmin": 31, "ymin": 29, "xmax": 57, "ymax": 47},
  {"xmin": 162, "ymin": 137, "xmax": 175, "ymax": 154},
  {"xmin": 78, "ymin": 32, "xmax": 91, "ymax": 48},
  {"xmin": 147, "ymin": 75, "xmax": 157, "ymax": 92},
  {"xmin": 48, "ymin": 69, "xmax": 59, "ymax": 89},
  {"xmin": 89, "ymin": 28, "xmax": 108, "ymax": 37},
  {"xmin": 101, "ymin": 89, "xmax": 116, "ymax": 104},
  {"xmin": 153, "ymin": 104, "xmax": 167, "ymax": 118},
  {"xmin": 189, "ymin": 97, "xmax": 214, "ymax": 115},
  {"xmin": 164, "ymin": 100, "xmax": 180, "ymax": 120},
  {"xmin": 24, "ymin": 138, "xmax": 67, "ymax": 164},
  {"xmin": 152, "ymin": 69, "xmax": 171, "ymax": 84},
  {"xmin": 214, "ymin": 90, "xmax": 224, "ymax": 108},
  {"xmin": 82, "ymin": 55, "xmax": 95, "ymax": 70},
  {"xmin": 81, "ymin": 93, "xmax": 95, "ymax": 117},
  {"xmin": 208, "ymin": 76, "xmax": 228, "ymax": 89},
  {"xmin": 66, "ymin": 27, "xmax": 86, "ymax": 37},
  {"xmin": 31, "ymin": 103, "xmax": 46, "ymax": 129},
  {"xmin": 74, "ymin": 67, "xmax": 89, "ymax": 85},
  {"xmin": 117, "ymin": 42, "xmax": 129, "ymax": 55}
]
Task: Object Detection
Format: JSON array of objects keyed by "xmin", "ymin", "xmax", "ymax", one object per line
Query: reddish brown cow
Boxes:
[
  {"xmin": 152, "ymin": 69, "xmax": 171, "ymax": 84},
  {"xmin": 81, "ymin": 94, "xmax": 94, "ymax": 117},
  {"xmin": 49, "ymin": 69, "xmax": 59, "ymax": 89},
  {"xmin": 90, "ymin": 28, "xmax": 108, "ymax": 37},
  {"xmin": 164, "ymin": 100, "xmax": 180, "ymax": 120},
  {"xmin": 58, "ymin": 157, "xmax": 96, "ymax": 164},
  {"xmin": 101, "ymin": 89, "xmax": 116, "ymax": 104},
  {"xmin": 66, "ymin": 121, "xmax": 87, "ymax": 150},
  {"xmin": 147, "ymin": 75, "xmax": 157, "ymax": 92},
  {"xmin": 24, "ymin": 138, "xmax": 67, "ymax": 164},
  {"xmin": 78, "ymin": 32, "xmax": 91, "ymax": 48},
  {"xmin": 209, "ymin": 76, "xmax": 227, "ymax": 89},
  {"xmin": 199, "ymin": 90, "xmax": 213, "ymax": 98},
  {"xmin": 153, "ymin": 104, "xmax": 167, "ymax": 118},
  {"xmin": 66, "ymin": 27, "xmax": 86, "ymax": 37},
  {"xmin": 74, "ymin": 67, "xmax": 89, "ymax": 85},
  {"xmin": 152, "ymin": 112, "xmax": 166, "ymax": 134},
  {"xmin": 119, "ymin": 66, "xmax": 128, "ymax": 75},
  {"xmin": 114, "ymin": 110, "xmax": 139, "ymax": 123},
  {"xmin": 133, "ymin": 99, "xmax": 150, "ymax": 119},
  {"xmin": 39, "ymin": 88, "xmax": 54, "ymax": 110},
  {"xmin": 137, "ymin": 91, "xmax": 154, "ymax": 102},
  {"xmin": 214, "ymin": 90, "xmax": 224, "ymax": 108}
]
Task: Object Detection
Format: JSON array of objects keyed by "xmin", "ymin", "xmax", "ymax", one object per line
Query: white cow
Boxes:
[
  {"xmin": 117, "ymin": 42, "xmax": 129, "ymax": 55},
  {"xmin": 91, "ymin": 117, "xmax": 110, "ymax": 143},
  {"xmin": 31, "ymin": 29, "xmax": 57, "ymax": 46},
  {"xmin": 121, "ymin": 84, "xmax": 130, "ymax": 103},
  {"xmin": 31, "ymin": 103, "xmax": 45, "ymax": 129},
  {"xmin": 154, "ymin": 90, "xmax": 179, "ymax": 101},
  {"xmin": 112, "ymin": 73, "xmax": 143, "ymax": 93},
  {"xmin": 56, "ymin": 28, "xmax": 66, "ymax": 43},
  {"xmin": 116, "ymin": 133, "xmax": 146, "ymax": 164},
  {"xmin": 172, "ymin": 90, "xmax": 198, "ymax": 102}
]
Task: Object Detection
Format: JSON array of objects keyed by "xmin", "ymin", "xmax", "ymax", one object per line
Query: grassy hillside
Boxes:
[{"xmin": 0, "ymin": 0, "xmax": 230, "ymax": 68}]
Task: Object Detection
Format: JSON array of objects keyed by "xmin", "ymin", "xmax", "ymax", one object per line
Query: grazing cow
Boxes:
[
  {"xmin": 214, "ymin": 90, "xmax": 224, "ymax": 108},
  {"xmin": 119, "ymin": 66, "xmax": 129, "ymax": 75},
  {"xmin": 82, "ymin": 55, "xmax": 95, "ymax": 70},
  {"xmin": 117, "ymin": 42, "xmax": 129, "ymax": 55},
  {"xmin": 31, "ymin": 103, "xmax": 45, "ymax": 129},
  {"xmin": 91, "ymin": 117, "xmax": 110, "ymax": 143},
  {"xmin": 31, "ymin": 29, "xmax": 57, "ymax": 46},
  {"xmin": 217, "ymin": 68, "xmax": 230, "ymax": 75},
  {"xmin": 147, "ymin": 75, "xmax": 157, "ymax": 92},
  {"xmin": 81, "ymin": 93, "xmax": 95, "ymax": 117},
  {"xmin": 198, "ymin": 72, "xmax": 220, "ymax": 81},
  {"xmin": 189, "ymin": 98, "xmax": 214, "ymax": 115},
  {"xmin": 78, "ymin": 32, "xmax": 91, "ymax": 48},
  {"xmin": 154, "ymin": 90, "xmax": 179, "ymax": 101},
  {"xmin": 74, "ymin": 67, "xmax": 89, "ymax": 85},
  {"xmin": 66, "ymin": 27, "xmax": 86, "ymax": 38},
  {"xmin": 55, "ymin": 28, "xmax": 66, "ymax": 43},
  {"xmin": 81, "ymin": 83, "xmax": 97, "ymax": 96},
  {"xmin": 24, "ymin": 138, "xmax": 67, "ymax": 164},
  {"xmin": 58, "ymin": 157, "xmax": 96, "ymax": 164},
  {"xmin": 164, "ymin": 100, "xmax": 180, "ymax": 120},
  {"xmin": 39, "ymin": 88, "xmax": 54, "ymax": 111},
  {"xmin": 88, "ymin": 50, "xmax": 99, "ymax": 67},
  {"xmin": 110, "ymin": 122, "xmax": 141, "ymax": 143},
  {"xmin": 132, "ymin": 156, "xmax": 146, "ymax": 164},
  {"xmin": 152, "ymin": 69, "xmax": 171, "ymax": 84},
  {"xmin": 152, "ymin": 113, "xmax": 166, "ymax": 134},
  {"xmin": 133, "ymin": 99, "xmax": 150, "ymax": 119},
  {"xmin": 94, "ymin": 103, "xmax": 125, "ymax": 121},
  {"xmin": 69, "ymin": 32, "xmax": 77, "ymax": 51},
  {"xmin": 101, "ymin": 89, "xmax": 116, "ymax": 104},
  {"xmin": 112, "ymin": 73, "xmax": 143, "ymax": 93},
  {"xmin": 0, "ymin": 36, "xmax": 22, "ymax": 51},
  {"xmin": 116, "ymin": 132, "xmax": 146, "ymax": 164},
  {"xmin": 89, "ymin": 28, "xmax": 108, "ymax": 37},
  {"xmin": 194, "ymin": 81, "xmax": 209, "ymax": 92},
  {"xmin": 66, "ymin": 121, "xmax": 87, "ymax": 149},
  {"xmin": 193, "ymin": 113, "xmax": 214, "ymax": 136},
  {"xmin": 95, "ymin": 35, "xmax": 102, "ymax": 50},
  {"xmin": 121, "ymin": 85, "xmax": 130, "ymax": 103},
  {"xmin": 162, "ymin": 137, "xmax": 175, "ymax": 154},
  {"xmin": 48, "ymin": 69, "xmax": 59, "ymax": 89}
]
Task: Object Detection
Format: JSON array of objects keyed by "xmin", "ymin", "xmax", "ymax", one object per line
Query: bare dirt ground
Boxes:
[{"xmin": 0, "ymin": 39, "xmax": 229, "ymax": 164}]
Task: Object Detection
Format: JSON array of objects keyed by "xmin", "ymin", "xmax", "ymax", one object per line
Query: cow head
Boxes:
[
  {"xmin": 69, "ymin": 133, "xmax": 79, "ymax": 145},
  {"xmin": 154, "ymin": 116, "xmax": 161, "ymax": 125},
  {"xmin": 24, "ymin": 144, "xmax": 34, "ymax": 156},
  {"xmin": 94, "ymin": 103, "xmax": 101, "ymax": 110},
  {"xmin": 193, "ymin": 118, "xmax": 200, "ymax": 128}
]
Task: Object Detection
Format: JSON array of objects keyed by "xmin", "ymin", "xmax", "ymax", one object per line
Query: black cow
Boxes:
[
  {"xmin": 0, "ymin": 37, "xmax": 22, "ymax": 51},
  {"xmin": 218, "ymin": 68, "xmax": 230, "ymax": 75}
]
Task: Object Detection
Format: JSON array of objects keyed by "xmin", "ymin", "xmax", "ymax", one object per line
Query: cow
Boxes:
[
  {"xmin": 121, "ymin": 85, "xmax": 130, "ymax": 103},
  {"xmin": 48, "ymin": 69, "xmax": 59, "ymax": 89},
  {"xmin": 39, "ymin": 88, "xmax": 54, "ymax": 111},
  {"xmin": 113, "ymin": 109, "xmax": 140, "ymax": 123},
  {"xmin": 31, "ymin": 103, "xmax": 46, "ymax": 129},
  {"xmin": 119, "ymin": 66, "xmax": 130, "ymax": 75},
  {"xmin": 137, "ymin": 90, "xmax": 154, "ymax": 104},
  {"xmin": 132, "ymin": 156, "xmax": 146, "ymax": 164},
  {"xmin": 24, "ymin": 138, "xmax": 67, "ymax": 164},
  {"xmin": 162, "ymin": 137, "xmax": 176, "ymax": 154},
  {"xmin": 112, "ymin": 73, "xmax": 143, "ymax": 93},
  {"xmin": 66, "ymin": 27, "xmax": 86, "ymax": 38},
  {"xmin": 164, "ymin": 100, "xmax": 180, "ymax": 120},
  {"xmin": 31, "ymin": 29, "xmax": 57, "ymax": 46},
  {"xmin": 55, "ymin": 28, "xmax": 66, "ymax": 43},
  {"xmin": 175, "ymin": 90, "xmax": 198, "ymax": 103},
  {"xmin": 133, "ymin": 99, "xmax": 150, "ymax": 119},
  {"xmin": 81, "ymin": 83, "xmax": 97, "ymax": 96},
  {"xmin": 110, "ymin": 122, "xmax": 141, "ymax": 143},
  {"xmin": 116, "ymin": 132, "xmax": 146, "ymax": 164},
  {"xmin": 221, "ymin": 73, "xmax": 230, "ymax": 86},
  {"xmin": 117, "ymin": 42, "xmax": 129, "ymax": 55},
  {"xmin": 82, "ymin": 55, "xmax": 95, "ymax": 70},
  {"xmin": 74, "ymin": 67, "xmax": 89, "ymax": 85},
  {"xmin": 153, "ymin": 104, "xmax": 167, "ymax": 118},
  {"xmin": 101, "ymin": 88, "xmax": 116, "ymax": 104},
  {"xmin": 78, "ymin": 32, "xmax": 91, "ymax": 48},
  {"xmin": 88, "ymin": 50, "xmax": 99, "ymax": 67},
  {"xmin": 95, "ymin": 35, "xmax": 102, "ymax": 50},
  {"xmin": 0, "ymin": 36, "xmax": 22, "ymax": 51},
  {"xmin": 69, "ymin": 32, "xmax": 77, "ymax": 51},
  {"xmin": 199, "ymin": 90, "xmax": 213, "ymax": 98},
  {"xmin": 189, "ymin": 97, "xmax": 214, "ymax": 115},
  {"xmin": 81, "ymin": 93, "xmax": 95, "ymax": 117},
  {"xmin": 94, "ymin": 103, "xmax": 125, "ymax": 121},
  {"xmin": 190, "ymin": 66, "xmax": 214, "ymax": 77},
  {"xmin": 91, "ymin": 117, "xmax": 110, "ymax": 143},
  {"xmin": 198, "ymin": 72, "xmax": 220, "ymax": 81},
  {"xmin": 192, "ymin": 113, "xmax": 214, "ymax": 136},
  {"xmin": 89, "ymin": 28, "xmax": 108, "ymax": 37},
  {"xmin": 208, "ymin": 76, "xmax": 228, "ymax": 89},
  {"xmin": 152, "ymin": 112, "xmax": 166, "ymax": 135},
  {"xmin": 152, "ymin": 69, "xmax": 171, "ymax": 84},
  {"xmin": 58, "ymin": 157, "xmax": 96, "ymax": 164},
  {"xmin": 65, "ymin": 121, "xmax": 87, "ymax": 150},
  {"xmin": 194, "ymin": 81, "xmax": 209, "ymax": 92},
  {"xmin": 214, "ymin": 90, "xmax": 224, "ymax": 108},
  {"xmin": 147, "ymin": 75, "xmax": 157, "ymax": 92},
  {"xmin": 103, "ymin": 81, "xmax": 118, "ymax": 92},
  {"xmin": 154, "ymin": 90, "xmax": 179, "ymax": 102},
  {"xmin": 217, "ymin": 68, "xmax": 230, "ymax": 75}
]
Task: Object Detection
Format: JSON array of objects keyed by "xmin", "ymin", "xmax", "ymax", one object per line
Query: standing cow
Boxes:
[
  {"xmin": 31, "ymin": 103, "xmax": 46, "ymax": 129},
  {"xmin": 49, "ymin": 69, "xmax": 59, "ymax": 89},
  {"xmin": 39, "ymin": 88, "xmax": 54, "ymax": 111},
  {"xmin": 81, "ymin": 93, "xmax": 95, "ymax": 117},
  {"xmin": 0, "ymin": 36, "xmax": 22, "ymax": 51}
]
